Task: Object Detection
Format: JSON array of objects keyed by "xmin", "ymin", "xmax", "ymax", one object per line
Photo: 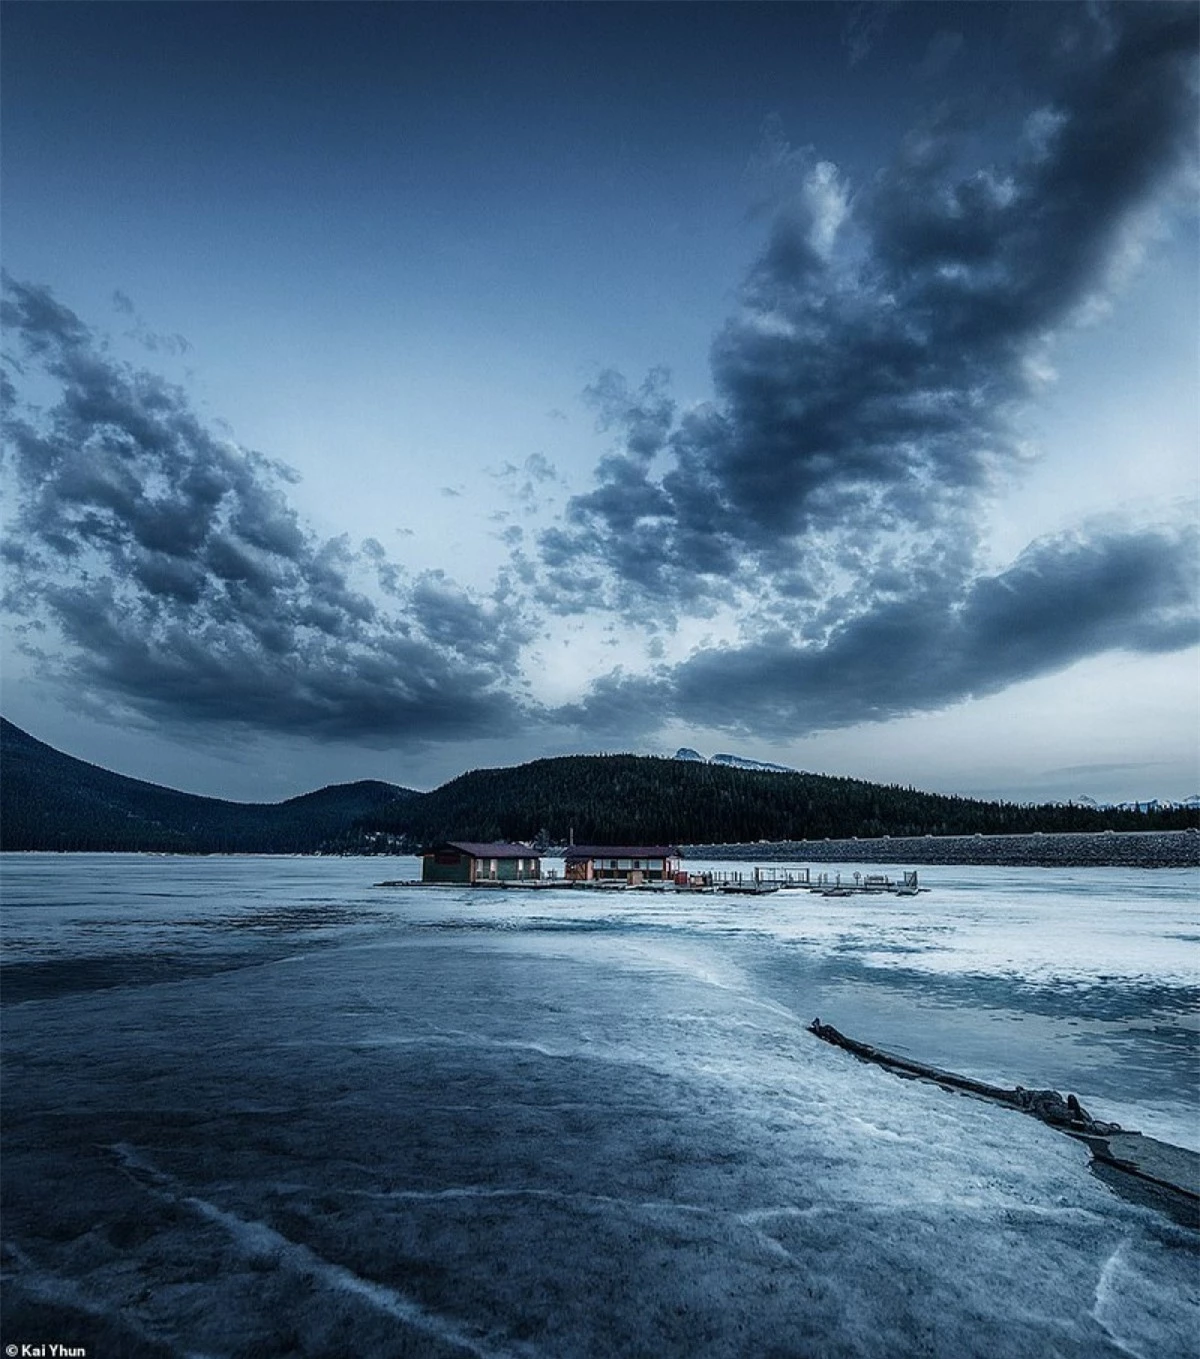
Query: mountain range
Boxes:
[
  {"xmin": 1, "ymin": 717, "xmax": 1195, "ymax": 854},
  {"xmin": 676, "ymin": 747, "xmax": 1200, "ymax": 809},
  {"xmin": 0, "ymin": 719, "xmax": 414, "ymax": 853},
  {"xmin": 1067, "ymin": 793, "xmax": 1200, "ymax": 813}
]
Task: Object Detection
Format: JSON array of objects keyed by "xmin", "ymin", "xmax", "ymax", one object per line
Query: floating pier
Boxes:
[{"xmin": 373, "ymin": 868, "xmax": 923, "ymax": 896}]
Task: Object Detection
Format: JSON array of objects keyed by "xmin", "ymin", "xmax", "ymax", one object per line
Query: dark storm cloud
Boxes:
[
  {"xmin": 539, "ymin": 5, "xmax": 1196, "ymax": 620},
  {"xmin": 558, "ymin": 524, "xmax": 1200, "ymax": 739},
  {"xmin": 537, "ymin": 369, "xmax": 738, "ymax": 619},
  {"xmin": 1, "ymin": 277, "xmax": 531, "ymax": 743},
  {"xmin": 540, "ymin": 5, "xmax": 1197, "ymax": 732}
]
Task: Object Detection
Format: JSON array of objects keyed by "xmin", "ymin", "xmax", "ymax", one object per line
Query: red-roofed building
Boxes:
[
  {"xmin": 420, "ymin": 841, "xmax": 541, "ymax": 884},
  {"xmin": 563, "ymin": 845, "xmax": 681, "ymax": 884}
]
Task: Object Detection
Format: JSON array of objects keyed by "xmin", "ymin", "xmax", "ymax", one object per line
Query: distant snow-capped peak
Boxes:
[
  {"xmin": 673, "ymin": 748, "xmax": 797, "ymax": 774},
  {"xmin": 1068, "ymin": 794, "xmax": 1199, "ymax": 811}
]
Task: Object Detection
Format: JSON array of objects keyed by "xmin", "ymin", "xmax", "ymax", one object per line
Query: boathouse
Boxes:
[
  {"xmin": 420, "ymin": 841, "xmax": 541, "ymax": 885},
  {"xmin": 563, "ymin": 845, "xmax": 681, "ymax": 884}
]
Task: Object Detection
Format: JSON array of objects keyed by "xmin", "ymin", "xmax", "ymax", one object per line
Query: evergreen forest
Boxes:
[
  {"xmin": 361, "ymin": 753, "xmax": 1198, "ymax": 848},
  {"xmin": 2, "ymin": 718, "xmax": 1195, "ymax": 856}
]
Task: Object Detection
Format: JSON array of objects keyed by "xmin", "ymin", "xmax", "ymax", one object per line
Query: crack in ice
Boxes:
[
  {"xmin": 1090, "ymin": 1239, "xmax": 1148, "ymax": 1359},
  {"xmin": 107, "ymin": 1143, "xmax": 524, "ymax": 1359},
  {"xmin": 348, "ymin": 1182, "xmax": 721, "ymax": 1218}
]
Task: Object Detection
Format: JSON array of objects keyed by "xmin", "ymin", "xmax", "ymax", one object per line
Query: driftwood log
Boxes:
[
  {"xmin": 808, "ymin": 1019, "xmax": 1199, "ymax": 1225},
  {"xmin": 807, "ymin": 1020, "xmax": 1124, "ymax": 1133}
]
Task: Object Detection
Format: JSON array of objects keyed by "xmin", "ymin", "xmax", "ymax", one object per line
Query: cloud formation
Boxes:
[
  {"xmin": 1, "ymin": 6, "xmax": 1195, "ymax": 761},
  {"xmin": 556, "ymin": 522, "xmax": 1200, "ymax": 738},
  {"xmin": 540, "ymin": 6, "xmax": 1196, "ymax": 626},
  {"xmin": 1, "ymin": 278, "xmax": 531, "ymax": 744},
  {"xmin": 538, "ymin": 5, "xmax": 1198, "ymax": 737}
]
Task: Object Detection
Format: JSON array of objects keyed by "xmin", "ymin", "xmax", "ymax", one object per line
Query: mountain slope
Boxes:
[
  {"xmin": 3, "ymin": 720, "xmax": 1195, "ymax": 854},
  {"xmin": 0, "ymin": 719, "xmax": 414, "ymax": 852},
  {"xmin": 365, "ymin": 752, "xmax": 1198, "ymax": 847}
]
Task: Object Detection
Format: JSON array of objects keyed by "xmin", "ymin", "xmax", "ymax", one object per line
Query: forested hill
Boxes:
[
  {"xmin": 362, "ymin": 753, "xmax": 1198, "ymax": 847},
  {"xmin": 0, "ymin": 719, "xmax": 413, "ymax": 852},
  {"xmin": 3, "ymin": 720, "xmax": 1195, "ymax": 853}
]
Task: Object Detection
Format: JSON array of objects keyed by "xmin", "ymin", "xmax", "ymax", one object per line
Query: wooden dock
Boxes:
[{"xmin": 374, "ymin": 868, "xmax": 923, "ymax": 897}]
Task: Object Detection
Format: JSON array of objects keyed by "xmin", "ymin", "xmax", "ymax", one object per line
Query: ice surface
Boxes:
[{"xmin": 1, "ymin": 855, "xmax": 1196, "ymax": 1358}]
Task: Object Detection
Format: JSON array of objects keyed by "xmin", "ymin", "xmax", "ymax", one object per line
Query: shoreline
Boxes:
[
  {"xmin": 684, "ymin": 828, "xmax": 1200, "ymax": 869},
  {"xmin": 3, "ymin": 828, "xmax": 1198, "ymax": 868}
]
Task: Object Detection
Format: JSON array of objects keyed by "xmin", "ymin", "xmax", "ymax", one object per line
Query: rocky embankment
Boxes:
[{"xmin": 686, "ymin": 829, "xmax": 1200, "ymax": 869}]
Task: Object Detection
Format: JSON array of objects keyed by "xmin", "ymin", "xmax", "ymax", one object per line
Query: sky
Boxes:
[{"xmin": 1, "ymin": 1, "xmax": 1197, "ymax": 805}]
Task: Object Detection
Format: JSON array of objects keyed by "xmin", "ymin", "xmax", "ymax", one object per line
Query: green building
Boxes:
[{"xmin": 420, "ymin": 840, "xmax": 542, "ymax": 885}]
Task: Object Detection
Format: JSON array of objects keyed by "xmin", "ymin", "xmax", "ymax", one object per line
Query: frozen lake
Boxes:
[{"xmin": 1, "ymin": 854, "xmax": 1197, "ymax": 1358}]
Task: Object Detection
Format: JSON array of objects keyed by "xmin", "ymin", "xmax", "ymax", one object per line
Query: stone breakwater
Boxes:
[{"xmin": 685, "ymin": 829, "xmax": 1200, "ymax": 869}]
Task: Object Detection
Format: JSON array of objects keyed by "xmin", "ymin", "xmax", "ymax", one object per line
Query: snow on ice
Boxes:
[{"xmin": 1, "ymin": 855, "xmax": 1196, "ymax": 1358}]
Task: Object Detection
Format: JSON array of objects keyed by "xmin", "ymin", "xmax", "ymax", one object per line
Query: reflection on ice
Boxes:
[{"xmin": 1, "ymin": 855, "xmax": 1196, "ymax": 1358}]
